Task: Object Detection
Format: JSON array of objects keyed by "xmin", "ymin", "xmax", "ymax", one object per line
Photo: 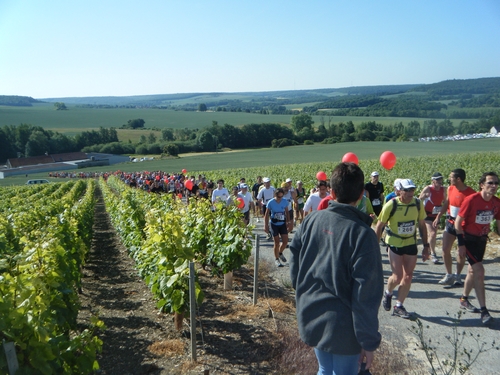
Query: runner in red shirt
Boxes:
[
  {"xmin": 434, "ymin": 169, "xmax": 475, "ymax": 286},
  {"xmin": 455, "ymin": 172, "xmax": 500, "ymax": 325},
  {"xmin": 419, "ymin": 172, "xmax": 446, "ymax": 263}
]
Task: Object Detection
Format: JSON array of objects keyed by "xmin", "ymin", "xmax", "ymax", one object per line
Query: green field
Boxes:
[
  {"xmin": 2, "ymin": 138, "xmax": 499, "ymax": 187},
  {"xmin": 0, "ymin": 103, "xmax": 473, "ymax": 139}
]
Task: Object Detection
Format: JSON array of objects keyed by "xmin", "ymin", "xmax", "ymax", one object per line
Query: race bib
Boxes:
[
  {"xmin": 298, "ymin": 198, "xmax": 304, "ymax": 204},
  {"xmin": 475, "ymin": 210, "xmax": 494, "ymax": 224},
  {"xmin": 449, "ymin": 205, "xmax": 460, "ymax": 218},
  {"xmin": 274, "ymin": 212, "xmax": 285, "ymax": 221},
  {"xmin": 432, "ymin": 206, "xmax": 442, "ymax": 215},
  {"xmin": 397, "ymin": 221, "xmax": 415, "ymax": 235},
  {"xmin": 372, "ymin": 199, "xmax": 381, "ymax": 206}
]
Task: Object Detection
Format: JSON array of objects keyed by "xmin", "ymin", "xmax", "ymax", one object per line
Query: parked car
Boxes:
[{"xmin": 26, "ymin": 179, "xmax": 50, "ymax": 185}]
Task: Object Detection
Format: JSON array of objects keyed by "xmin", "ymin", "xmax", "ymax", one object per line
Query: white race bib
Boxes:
[
  {"xmin": 449, "ymin": 205, "xmax": 460, "ymax": 218},
  {"xmin": 432, "ymin": 206, "xmax": 441, "ymax": 215},
  {"xmin": 274, "ymin": 212, "xmax": 285, "ymax": 221},
  {"xmin": 372, "ymin": 199, "xmax": 381, "ymax": 206},
  {"xmin": 475, "ymin": 210, "xmax": 494, "ymax": 224},
  {"xmin": 397, "ymin": 221, "xmax": 415, "ymax": 235}
]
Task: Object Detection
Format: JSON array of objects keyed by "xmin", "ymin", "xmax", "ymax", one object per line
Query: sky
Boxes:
[{"xmin": 1, "ymin": 0, "xmax": 499, "ymax": 99}]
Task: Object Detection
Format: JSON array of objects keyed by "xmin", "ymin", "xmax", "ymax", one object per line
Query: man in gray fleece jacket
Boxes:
[{"xmin": 290, "ymin": 162, "xmax": 383, "ymax": 375}]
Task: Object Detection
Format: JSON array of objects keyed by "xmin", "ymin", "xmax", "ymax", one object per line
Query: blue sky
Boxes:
[{"xmin": 1, "ymin": 0, "xmax": 499, "ymax": 99}]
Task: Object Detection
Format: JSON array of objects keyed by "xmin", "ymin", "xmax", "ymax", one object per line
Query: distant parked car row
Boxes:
[{"xmin": 419, "ymin": 132, "xmax": 500, "ymax": 142}]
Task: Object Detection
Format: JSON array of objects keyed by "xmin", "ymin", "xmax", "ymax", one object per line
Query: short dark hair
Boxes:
[
  {"xmin": 217, "ymin": 179, "xmax": 224, "ymax": 184},
  {"xmin": 451, "ymin": 169, "xmax": 466, "ymax": 182},
  {"xmin": 317, "ymin": 180, "xmax": 328, "ymax": 188},
  {"xmin": 330, "ymin": 162, "xmax": 364, "ymax": 204},
  {"xmin": 275, "ymin": 188, "xmax": 285, "ymax": 196},
  {"xmin": 479, "ymin": 171, "xmax": 499, "ymax": 186}
]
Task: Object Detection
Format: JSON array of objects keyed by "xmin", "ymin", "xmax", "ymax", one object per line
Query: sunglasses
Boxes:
[
  {"xmin": 486, "ymin": 181, "xmax": 499, "ymax": 185},
  {"xmin": 403, "ymin": 188, "xmax": 415, "ymax": 192}
]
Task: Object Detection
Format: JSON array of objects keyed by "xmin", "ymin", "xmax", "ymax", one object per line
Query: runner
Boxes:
[
  {"xmin": 375, "ymin": 179, "xmax": 429, "ymax": 319},
  {"xmin": 281, "ymin": 182, "xmax": 294, "ymax": 233},
  {"xmin": 251, "ymin": 176, "xmax": 263, "ymax": 218},
  {"xmin": 294, "ymin": 180, "xmax": 307, "ymax": 224},
  {"xmin": 455, "ymin": 171, "xmax": 500, "ymax": 325},
  {"xmin": 211, "ymin": 179, "xmax": 230, "ymax": 205},
  {"xmin": 419, "ymin": 172, "xmax": 446, "ymax": 264},
  {"xmin": 384, "ymin": 179, "xmax": 402, "ymax": 203},
  {"xmin": 264, "ymin": 188, "xmax": 290, "ymax": 267},
  {"xmin": 238, "ymin": 184, "xmax": 254, "ymax": 226},
  {"xmin": 434, "ymin": 169, "xmax": 475, "ymax": 286},
  {"xmin": 256, "ymin": 177, "xmax": 275, "ymax": 217},
  {"xmin": 257, "ymin": 177, "xmax": 275, "ymax": 238},
  {"xmin": 303, "ymin": 180, "xmax": 329, "ymax": 216},
  {"xmin": 365, "ymin": 171, "xmax": 385, "ymax": 216}
]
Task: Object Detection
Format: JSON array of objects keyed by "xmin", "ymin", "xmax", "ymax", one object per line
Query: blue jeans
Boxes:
[{"xmin": 314, "ymin": 348, "xmax": 359, "ymax": 375}]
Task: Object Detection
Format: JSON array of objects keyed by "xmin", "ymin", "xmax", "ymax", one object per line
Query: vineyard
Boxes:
[
  {"xmin": 2, "ymin": 151, "xmax": 500, "ymax": 374},
  {"xmin": 187, "ymin": 151, "xmax": 500, "ymax": 195},
  {"xmin": 0, "ymin": 177, "xmax": 253, "ymax": 374}
]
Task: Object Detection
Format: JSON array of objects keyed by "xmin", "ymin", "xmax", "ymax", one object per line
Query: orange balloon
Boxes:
[
  {"xmin": 380, "ymin": 151, "xmax": 397, "ymax": 170},
  {"xmin": 185, "ymin": 180, "xmax": 193, "ymax": 190},
  {"xmin": 236, "ymin": 197, "xmax": 245, "ymax": 209},
  {"xmin": 316, "ymin": 171, "xmax": 327, "ymax": 181},
  {"xmin": 177, "ymin": 193, "xmax": 183, "ymax": 199},
  {"xmin": 182, "ymin": 169, "xmax": 187, "ymax": 174},
  {"xmin": 342, "ymin": 152, "xmax": 359, "ymax": 165}
]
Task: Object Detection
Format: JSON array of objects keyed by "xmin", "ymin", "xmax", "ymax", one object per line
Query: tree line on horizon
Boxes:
[{"xmin": 1, "ymin": 110, "xmax": 499, "ymax": 163}]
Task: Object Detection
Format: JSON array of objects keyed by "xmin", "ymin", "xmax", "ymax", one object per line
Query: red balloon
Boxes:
[
  {"xmin": 342, "ymin": 152, "xmax": 359, "ymax": 165},
  {"xmin": 380, "ymin": 151, "xmax": 397, "ymax": 170},
  {"xmin": 182, "ymin": 169, "xmax": 187, "ymax": 174},
  {"xmin": 236, "ymin": 197, "xmax": 245, "ymax": 209},
  {"xmin": 177, "ymin": 193, "xmax": 183, "ymax": 199},
  {"xmin": 316, "ymin": 171, "xmax": 327, "ymax": 181},
  {"xmin": 185, "ymin": 180, "xmax": 193, "ymax": 190}
]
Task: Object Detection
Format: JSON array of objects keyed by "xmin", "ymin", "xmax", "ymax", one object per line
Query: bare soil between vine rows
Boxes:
[{"xmin": 77, "ymin": 189, "xmax": 301, "ymax": 375}]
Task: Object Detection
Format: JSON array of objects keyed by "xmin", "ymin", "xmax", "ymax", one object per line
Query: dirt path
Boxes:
[
  {"xmin": 78, "ymin": 189, "xmax": 174, "ymax": 374},
  {"xmin": 77, "ymin": 189, "xmax": 297, "ymax": 375}
]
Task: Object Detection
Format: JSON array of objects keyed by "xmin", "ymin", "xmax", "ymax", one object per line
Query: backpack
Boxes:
[{"xmin": 385, "ymin": 198, "xmax": 421, "ymax": 240}]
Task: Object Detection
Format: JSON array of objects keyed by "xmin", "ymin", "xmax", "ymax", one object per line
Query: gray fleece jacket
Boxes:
[{"xmin": 290, "ymin": 200, "xmax": 383, "ymax": 355}]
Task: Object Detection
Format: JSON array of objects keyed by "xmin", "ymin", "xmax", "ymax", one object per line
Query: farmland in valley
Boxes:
[{"xmin": 0, "ymin": 102, "xmax": 475, "ymax": 143}]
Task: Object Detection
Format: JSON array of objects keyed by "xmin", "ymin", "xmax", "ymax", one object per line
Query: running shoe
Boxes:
[
  {"xmin": 438, "ymin": 274, "xmax": 454, "ymax": 285},
  {"xmin": 279, "ymin": 253, "xmax": 287, "ymax": 263},
  {"xmin": 275, "ymin": 259, "xmax": 283, "ymax": 268},
  {"xmin": 382, "ymin": 292, "xmax": 392, "ymax": 311},
  {"xmin": 459, "ymin": 298, "xmax": 480, "ymax": 313},
  {"xmin": 431, "ymin": 253, "xmax": 439, "ymax": 264},
  {"xmin": 392, "ymin": 305, "xmax": 411, "ymax": 319},
  {"xmin": 481, "ymin": 309, "xmax": 493, "ymax": 325},
  {"xmin": 453, "ymin": 274, "xmax": 463, "ymax": 286}
]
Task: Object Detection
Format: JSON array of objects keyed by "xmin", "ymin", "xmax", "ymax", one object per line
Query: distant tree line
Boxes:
[
  {"xmin": 2, "ymin": 111, "xmax": 500, "ymax": 163},
  {"xmin": 0, "ymin": 124, "xmax": 118, "ymax": 162}
]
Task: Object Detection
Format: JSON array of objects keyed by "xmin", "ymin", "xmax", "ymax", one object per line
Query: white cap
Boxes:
[
  {"xmin": 399, "ymin": 179, "xmax": 416, "ymax": 190},
  {"xmin": 285, "ymin": 178, "xmax": 292, "ymax": 182},
  {"xmin": 262, "ymin": 177, "xmax": 270, "ymax": 183},
  {"xmin": 393, "ymin": 178, "xmax": 402, "ymax": 190},
  {"xmin": 370, "ymin": 171, "xmax": 379, "ymax": 177}
]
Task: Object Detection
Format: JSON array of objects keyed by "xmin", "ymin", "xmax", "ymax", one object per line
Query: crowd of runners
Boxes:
[{"xmin": 111, "ymin": 167, "xmax": 499, "ymax": 326}]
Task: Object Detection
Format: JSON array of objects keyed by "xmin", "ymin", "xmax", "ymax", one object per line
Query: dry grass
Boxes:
[
  {"xmin": 247, "ymin": 255, "xmax": 275, "ymax": 282},
  {"xmin": 148, "ymin": 339, "xmax": 185, "ymax": 357},
  {"xmin": 371, "ymin": 338, "xmax": 427, "ymax": 375},
  {"xmin": 266, "ymin": 297, "xmax": 294, "ymax": 314}
]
